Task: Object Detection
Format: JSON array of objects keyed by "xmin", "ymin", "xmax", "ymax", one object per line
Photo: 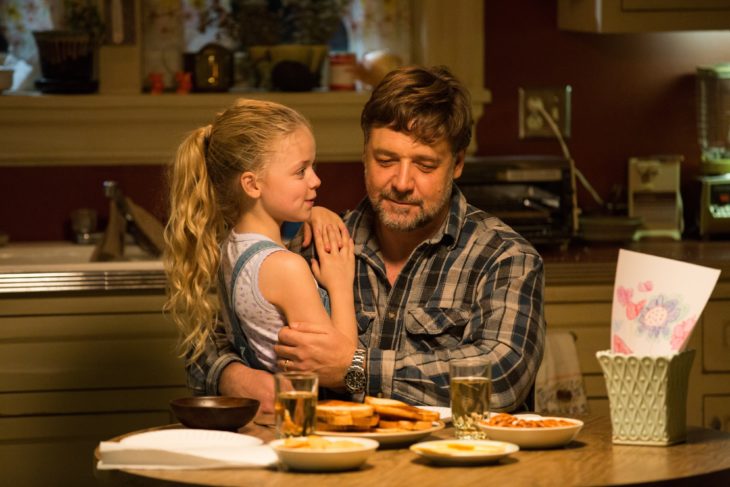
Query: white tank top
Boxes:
[{"xmin": 221, "ymin": 232, "xmax": 288, "ymax": 372}]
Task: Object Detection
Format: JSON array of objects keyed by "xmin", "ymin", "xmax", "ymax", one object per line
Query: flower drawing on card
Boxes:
[
  {"xmin": 611, "ymin": 250, "xmax": 719, "ymax": 356},
  {"xmin": 613, "ymin": 334, "xmax": 633, "ymax": 354},
  {"xmin": 616, "ymin": 286, "xmax": 645, "ymax": 320},
  {"xmin": 636, "ymin": 295, "xmax": 682, "ymax": 338},
  {"xmin": 670, "ymin": 316, "xmax": 697, "ymax": 351},
  {"xmin": 637, "ymin": 280, "xmax": 653, "ymax": 292}
]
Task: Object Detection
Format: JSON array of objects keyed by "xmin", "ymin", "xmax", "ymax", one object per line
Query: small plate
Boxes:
[
  {"xmin": 316, "ymin": 421, "xmax": 446, "ymax": 446},
  {"xmin": 478, "ymin": 414, "xmax": 583, "ymax": 449},
  {"xmin": 410, "ymin": 439, "xmax": 519, "ymax": 466},
  {"xmin": 270, "ymin": 436, "xmax": 378, "ymax": 472},
  {"xmin": 418, "ymin": 406, "xmax": 452, "ymax": 423}
]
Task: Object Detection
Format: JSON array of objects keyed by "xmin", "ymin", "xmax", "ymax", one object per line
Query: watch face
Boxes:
[{"xmin": 345, "ymin": 368, "xmax": 366, "ymax": 393}]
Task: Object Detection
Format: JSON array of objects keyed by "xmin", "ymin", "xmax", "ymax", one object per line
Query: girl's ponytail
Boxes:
[{"xmin": 164, "ymin": 125, "xmax": 224, "ymax": 364}]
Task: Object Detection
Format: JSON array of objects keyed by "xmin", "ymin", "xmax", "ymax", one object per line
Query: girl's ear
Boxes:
[{"xmin": 240, "ymin": 171, "xmax": 260, "ymax": 198}]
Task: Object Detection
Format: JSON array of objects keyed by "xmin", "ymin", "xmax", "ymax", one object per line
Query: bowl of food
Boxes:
[
  {"xmin": 478, "ymin": 413, "xmax": 583, "ymax": 449},
  {"xmin": 270, "ymin": 435, "xmax": 379, "ymax": 472},
  {"xmin": 170, "ymin": 396, "xmax": 259, "ymax": 431}
]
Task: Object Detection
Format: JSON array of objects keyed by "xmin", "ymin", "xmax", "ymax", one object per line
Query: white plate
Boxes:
[
  {"xmin": 410, "ymin": 439, "xmax": 519, "ymax": 466},
  {"xmin": 120, "ymin": 429, "xmax": 262, "ymax": 449},
  {"xmin": 478, "ymin": 415, "xmax": 584, "ymax": 449},
  {"xmin": 270, "ymin": 436, "xmax": 378, "ymax": 472},
  {"xmin": 99, "ymin": 429, "xmax": 275, "ymax": 469},
  {"xmin": 418, "ymin": 406, "xmax": 452, "ymax": 423},
  {"xmin": 316, "ymin": 421, "xmax": 446, "ymax": 446}
]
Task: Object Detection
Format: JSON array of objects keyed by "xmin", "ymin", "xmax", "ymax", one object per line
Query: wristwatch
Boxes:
[{"xmin": 344, "ymin": 348, "xmax": 367, "ymax": 394}]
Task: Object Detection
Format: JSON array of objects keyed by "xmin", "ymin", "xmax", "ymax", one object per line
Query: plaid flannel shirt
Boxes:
[{"xmin": 186, "ymin": 186, "xmax": 545, "ymax": 411}]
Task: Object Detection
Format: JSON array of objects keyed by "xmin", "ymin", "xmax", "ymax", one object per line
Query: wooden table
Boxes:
[{"xmin": 95, "ymin": 416, "xmax": 730, "ymax": 486}]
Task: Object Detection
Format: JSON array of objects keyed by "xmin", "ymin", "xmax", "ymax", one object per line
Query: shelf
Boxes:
[
  {"xmin": 0, "ymin": 91, "xmax": 367, "ymax": 166},
  {"xmin": 0, "ymin": 0, "xmax": 491, "ymax": 167},
  {"xmin": 0, "ymin": 89, "xmax": 490, "ymax": 166}
]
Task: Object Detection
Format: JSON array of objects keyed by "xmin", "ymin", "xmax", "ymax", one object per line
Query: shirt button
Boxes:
[{"xmin": 388, "ymin": 311, "xmax": 396, "ymax": 319}]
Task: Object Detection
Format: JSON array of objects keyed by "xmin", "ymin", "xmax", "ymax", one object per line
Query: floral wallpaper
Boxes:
[
  {"xmin": 0, "ymin": 0, "xmax": 412, "ymax": 92},
  {"xmin": 1, "ymin": 1, "xmax": 57, "ymax": 59},
  {"xmin": 345, "ymin": 0, "xmax": 410, "ymax": 64},
  {"xmin": 142, "ymin": 0, "xmax": 184, "ymax": 89}
]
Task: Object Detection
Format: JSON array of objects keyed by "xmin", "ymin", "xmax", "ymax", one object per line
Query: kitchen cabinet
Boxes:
[
  {"xmin": 0, "ymin": 293, "xmax": 187, "ymax": 487},
  {"xmin": 706, "ymin": 396, "xmax": 730, "ymax": 433},
  {"xmin": 544, "ymin": 285, "xmax": 613, "ymax": 417},
  {"xmin": 701, "ymin": 300, "xmax": 730, "ymax": 433},
  {"xmin": 558, "ymin": 0, "xmax": 730, "ymax": 32}
]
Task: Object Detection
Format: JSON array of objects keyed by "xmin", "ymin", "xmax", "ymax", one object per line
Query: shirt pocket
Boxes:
[
  {"xmin": 356, "ymin": 311, "xmax": 376, "ymax": 335},
  {"xmin": 405, "ymin": 307, "xmax": 471, "ymax": 337}
]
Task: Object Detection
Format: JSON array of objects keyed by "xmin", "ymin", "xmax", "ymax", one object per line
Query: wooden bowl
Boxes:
[{"xmin": 170, "ymin": 396, "xmax": 259, "ymax": 431}]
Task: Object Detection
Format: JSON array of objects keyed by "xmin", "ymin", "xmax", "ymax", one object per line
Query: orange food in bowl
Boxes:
[
  {"xmin": 282, "ymin": 435, "xmax": 364, "ymax": 450},
  {"xmin": 486, "ymin": 413, "xmax": 576, "ymax": 428}
]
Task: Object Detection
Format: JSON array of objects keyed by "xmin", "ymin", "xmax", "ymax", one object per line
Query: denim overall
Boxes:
[{"xmin": 218, "ymin": 240, "xmax": 331, "ymax": 372}]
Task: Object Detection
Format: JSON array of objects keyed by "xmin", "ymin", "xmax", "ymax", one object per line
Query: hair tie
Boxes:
[{"xmin": 202, "ymin": 124, "xmax": 212, "ymax": 155}]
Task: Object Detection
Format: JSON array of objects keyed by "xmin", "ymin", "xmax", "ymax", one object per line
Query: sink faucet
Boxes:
[{"xmin": 103, "ymin": 180, "xmax": 162, "ymax": 257}]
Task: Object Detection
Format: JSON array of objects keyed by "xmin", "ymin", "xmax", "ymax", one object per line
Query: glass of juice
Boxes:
[
  {"xmin": 274, "ymin": 372, "xmax": 318, "ymax": 438},
  {"xmin": 450, "ymin": 358, "xmax": 491, "ymax": 439}
]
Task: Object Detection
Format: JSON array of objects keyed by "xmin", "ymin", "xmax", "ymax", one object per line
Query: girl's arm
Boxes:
[{"xmin": 259, "ymin": 237, "xmax": 356, "ymax": 346}]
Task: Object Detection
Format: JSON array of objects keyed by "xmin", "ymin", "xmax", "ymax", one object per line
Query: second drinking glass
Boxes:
[
  {"xmin": 274, "ymin": 372, "xmax": 318, "ymax": 438},
  {"xmin": 450, "ymin": 358, "xmax": 492, "ymax": 439}
]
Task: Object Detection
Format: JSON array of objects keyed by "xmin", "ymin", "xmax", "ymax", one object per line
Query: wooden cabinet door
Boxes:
[{"xmin": 558, "ymin": 0, "xmax": 730, "ymax": 32}]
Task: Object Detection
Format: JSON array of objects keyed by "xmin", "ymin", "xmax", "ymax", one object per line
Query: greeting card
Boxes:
[{"xmin": 611, "ymin": 249, "xmax": 720, "ymax": 356}]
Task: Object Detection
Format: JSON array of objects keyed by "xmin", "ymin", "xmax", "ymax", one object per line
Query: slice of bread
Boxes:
[
  {"xmin": 364, "ymin": 396, "xmax": 440, "ymax": 422},
  {"xmin": 317, "ymin": 421, "xmax": 376, "ymax": 432},
  {"xmin": 377, "ymin": 419, "xmax": 434, "ymax": 431},
  {"xmin": 316, "ymin": 400, "xmax": 376, "ymax": 428}
]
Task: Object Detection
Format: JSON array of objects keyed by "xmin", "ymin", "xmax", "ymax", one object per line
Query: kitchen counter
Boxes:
[
  {"xmin": 542, "ymin": 240, "xmax": 730, "ymax": 285},
  {"xmin": 1, "ymin": 240, "xmax": 728, "ymax": 294},
  {"xmin": 0, "ymin": 242, "xmax": 164, "ymax": 294}
]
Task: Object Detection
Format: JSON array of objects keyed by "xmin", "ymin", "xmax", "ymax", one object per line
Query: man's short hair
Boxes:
[{"xmin": 361, "ymin": 65, "xmax": 473, "ymax": 155}]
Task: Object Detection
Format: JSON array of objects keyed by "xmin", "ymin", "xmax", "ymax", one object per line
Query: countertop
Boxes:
[
  {"xmin": 541, "ymin": 240, "xmax": 730, "ymax": 285},
  {"xmin": 1, "ymin": 240, "xmax": 728, "ymax": 294}
]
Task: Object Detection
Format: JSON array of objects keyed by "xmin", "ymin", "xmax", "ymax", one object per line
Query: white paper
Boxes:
[
  {"xmin": 97, "ymin": 429, "xmax": 277, "ymax": 470},
  {"xmin": 611, "ymin": 249, "xmax": 720, "ymax": 356}
]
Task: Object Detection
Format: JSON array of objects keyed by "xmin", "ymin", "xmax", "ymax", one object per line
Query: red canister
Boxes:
[{"xmin": 329, "ymin": 52, "xmax": 357, "ymax": 91}]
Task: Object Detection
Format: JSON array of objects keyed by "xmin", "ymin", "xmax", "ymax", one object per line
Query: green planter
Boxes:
[
  {"xmin": 33, "ymin": 30, "xmax": 98, "ymax": 94},
  {"xmin": 249, "ymin": 44, "xmax": 328, "ymax": 91}
]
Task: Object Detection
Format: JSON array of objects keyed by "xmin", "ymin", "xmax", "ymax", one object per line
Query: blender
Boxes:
[{"xmin": 696, "ymin": 64, "xmax": 730, "ymax": 237}]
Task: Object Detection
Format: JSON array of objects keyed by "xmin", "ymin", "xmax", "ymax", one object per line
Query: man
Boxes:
[{"xmin": 188, "ymin": 65, "xmax": 545, "ymax": 412}]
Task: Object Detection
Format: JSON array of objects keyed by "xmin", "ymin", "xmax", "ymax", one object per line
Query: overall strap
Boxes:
[{"xmin": 220, "ymin": 240, "xmax": 283, "ymax": 371}]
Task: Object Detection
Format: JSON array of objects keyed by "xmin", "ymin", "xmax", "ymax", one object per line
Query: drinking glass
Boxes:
[
  {"xmin": 274, "ymin": 372, "xmax": 318, "ymax": 438},
  {"xmin": 70, "ymin": 208, "xmax": 97, "ymax": 243},
  {"xmin": 450, "ymin": 357, "xmax": 491, "ymax": 439}
]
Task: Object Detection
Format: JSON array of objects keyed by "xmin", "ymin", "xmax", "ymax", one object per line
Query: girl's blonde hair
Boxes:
[{"xmin": 164, "ymin": 99, "xmax": 311, "ymax": 364}]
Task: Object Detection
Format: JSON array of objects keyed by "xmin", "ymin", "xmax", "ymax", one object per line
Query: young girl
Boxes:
[{"xmin": 164, "ymin": 99, "xmax": 357, "ymax": 404}]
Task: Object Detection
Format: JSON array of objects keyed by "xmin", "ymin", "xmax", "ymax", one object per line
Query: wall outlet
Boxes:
[{"xmin": 518, "ymin": 86, "xmax": 572, "ymax": 139}]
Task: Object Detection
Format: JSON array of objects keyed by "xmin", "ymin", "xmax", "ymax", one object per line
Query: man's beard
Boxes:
[{"xmin": 370, "ymin": 180, "xmax": 453, "ymax": 232}]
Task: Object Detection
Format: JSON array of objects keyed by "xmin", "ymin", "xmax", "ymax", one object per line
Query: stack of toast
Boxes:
[{"xmin": 316, "ymin": 396, "xmax": 440, "ymax": 433}]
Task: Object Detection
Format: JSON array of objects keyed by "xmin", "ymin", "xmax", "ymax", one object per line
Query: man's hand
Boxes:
[
  {"xmin": 219, "ymin": 362, "xmax": 275, "ymax": 413},
  {"xmin": 275, "ymin": 322, "xmax": 357, "ymax": 388},
  {"xmin": 301, "ymin": 206, "xmax": 349, "ymax": 250}
]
